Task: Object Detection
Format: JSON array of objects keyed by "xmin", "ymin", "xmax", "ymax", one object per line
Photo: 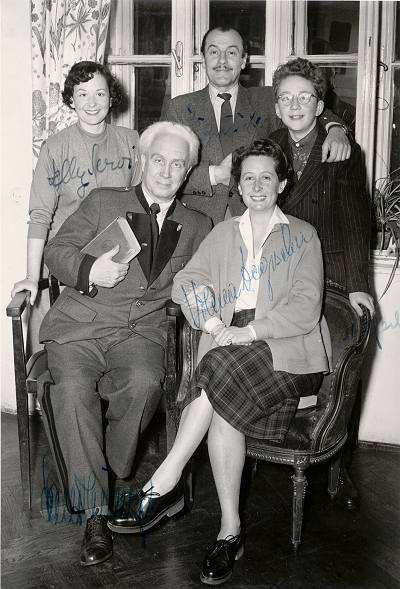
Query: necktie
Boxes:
[
  {"xmin": 218, "ymin": 92, "xmax": 233, "ymax": 156},
  {"xmin": 149, "ymin": 202, "xmax": 160, "ymax": 266}
]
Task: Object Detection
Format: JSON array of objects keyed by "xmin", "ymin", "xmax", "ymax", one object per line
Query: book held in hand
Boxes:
[{"xmin": 81, "ymin": 216, "xmax": 141, "ymax": 263}]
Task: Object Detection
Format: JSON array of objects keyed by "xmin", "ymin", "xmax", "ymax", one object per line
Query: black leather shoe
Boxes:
[
  {"xmin": 107, "ymin": 480, "xmax": 184, "ymax": 534},
  {"xmin": 80, "ymin": 513, "xmax": 113, "ymax": 566},
  {"xmin": 334, "ymin": 467, "xmax": 360, "ymax": 511},
  {"xmin": 200, "ymin": 534, "xmax": 244, "ymax": 585}
]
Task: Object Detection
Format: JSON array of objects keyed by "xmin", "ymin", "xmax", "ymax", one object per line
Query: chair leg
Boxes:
[
  {"xmin": 328, "ymin": 453, "xmax": 342, "ymax": 498},
  {"xmin": 16, "ymin": 390, "xmax": 32, "ymax": 516},
  {"xmin": 291, "ymin": 465, "xmax": 308, "ymax": 552},
  {"xmin": 11, "ymin": 319, "xmax": 32, "ymax": 516},
  {"xmin": 183, "ymin": 462, "xmax": 194, "ymax": 512}
]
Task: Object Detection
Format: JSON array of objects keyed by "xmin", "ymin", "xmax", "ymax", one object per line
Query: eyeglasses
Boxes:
[{"xmin": 277, "ymin": 91, "xmax": 318, "ymax": 106}]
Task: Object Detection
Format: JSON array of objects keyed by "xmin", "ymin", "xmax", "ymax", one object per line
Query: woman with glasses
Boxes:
[
  {"xmin": 107, "ymin": 138, "xmax": 332, "ymax": 585},
  {"xmin": 270, "ymin": 57, "xmax": 374, "ymax": 512},
  {"xmin": 271, "ymin": 57, "xmax": 374, "ymax": 318}
]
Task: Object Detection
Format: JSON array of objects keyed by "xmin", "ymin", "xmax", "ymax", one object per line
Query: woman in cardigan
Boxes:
[
  {"xmin": 108, "ymin": 139, "xmax": 332, "ymax": 585},
  {"xmin": 11, "ymin": 61, "xmax": 141, "ymax": 352}
]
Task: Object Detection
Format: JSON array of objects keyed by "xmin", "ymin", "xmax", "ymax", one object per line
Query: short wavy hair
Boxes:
[
  {"xmin": 200, "ymin": 26, "xmax": 249, "ymax": 57},
  {"xmin": 62, "ymin": 61, "xmax": 124, "ymax": 109},
  {"xmin": 272, "ymin": 57, "xmax": 327, "ymax": 100},
  {"xmin": 139, "ymin": 121, "xmax": 200, "ymax": 169},
  {"xmin": 232, "ymin": 139, "xmax": 291, "ymax": 184}
]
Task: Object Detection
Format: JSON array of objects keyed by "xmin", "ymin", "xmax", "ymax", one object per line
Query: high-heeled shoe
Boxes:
[
  {"xmin": 200, "ymin": 533, "xmax": 244, "ymax": 585},
  {"xmin": 107, "ymin": 479, "xmax": 184, "ymax": 534}
]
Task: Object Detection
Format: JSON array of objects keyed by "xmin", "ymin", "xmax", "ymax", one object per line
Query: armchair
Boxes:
[
  {"xmin": 6, "ymin": 278, "xmax": 182, "ymax": 516},
  {"xmin": 166, "ymin": 285, "xmax": 371, "ymax": 551}
]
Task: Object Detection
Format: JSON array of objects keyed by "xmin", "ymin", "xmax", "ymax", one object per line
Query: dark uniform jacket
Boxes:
[{"xmin": 40, "ymin": 184, "xmax": 212, "ymax": 347}]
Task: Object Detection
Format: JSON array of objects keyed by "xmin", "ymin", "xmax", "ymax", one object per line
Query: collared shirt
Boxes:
[
  {"xmin": 288, "ymin": 124, "xmax": 318, "ymax": 180},
  {"xmin": 141, "ymin": 185, "xmax": 174, "ymax": 231},
  {"xmin": 208, "ymin": 83, "xmax": 239, "ymax": 186},
  {"xmin": 236, "ymin": 206, "xmax": 289, "ymax": 310},
  {"xmin": 208, "ymin": 83, "xmax": 239, "ymax": 131},
  {"xmin": 204, "ymin": 205, "xmax": 289, "ymax": 335}
]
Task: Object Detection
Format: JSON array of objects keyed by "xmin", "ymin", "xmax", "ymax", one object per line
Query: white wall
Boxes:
[
  {"xmin": 360, "ymin": 257, "xmax": 400, "ymax": 445},
  {"xmin": 1, "ymin": 1, "xmax": 32, "ymax": 412}
]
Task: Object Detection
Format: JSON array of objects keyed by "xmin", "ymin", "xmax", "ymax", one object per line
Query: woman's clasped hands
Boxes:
[{"xmin": 210, "ymin": 323, "xmax": 254, "ymax": 346}]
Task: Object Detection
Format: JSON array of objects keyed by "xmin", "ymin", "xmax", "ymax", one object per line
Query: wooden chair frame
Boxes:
[
  {"xmin": 6, "ymin": 278, "xmax": 183, "ymax": 516},
  {"xmin": 165, "ymin": 285, "xmax": 372, "ymax": 551}
]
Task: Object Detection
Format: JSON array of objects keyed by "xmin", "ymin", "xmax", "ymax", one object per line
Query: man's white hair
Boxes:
[{"xmin": 139, "ymin": 121, "xmax": 200, "ymax": 168}]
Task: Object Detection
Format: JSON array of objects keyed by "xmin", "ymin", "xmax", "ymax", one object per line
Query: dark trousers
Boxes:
[{"xmin": 39, "ymin": 330, "xmax": 165, "ymax": 512}]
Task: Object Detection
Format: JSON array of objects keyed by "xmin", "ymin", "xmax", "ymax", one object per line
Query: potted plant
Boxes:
[{"xmin": 372, "ymin": 165, "xmax": 400, "ymax": 297}]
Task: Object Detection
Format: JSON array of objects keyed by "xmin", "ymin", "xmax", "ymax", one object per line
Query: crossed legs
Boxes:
[{"xmin": 145, "ymin": 390, "xmax": 245, "ymax": 539}]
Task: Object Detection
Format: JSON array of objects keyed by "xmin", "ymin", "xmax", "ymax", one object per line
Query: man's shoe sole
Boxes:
[{"xmin": 107, "ymin": 495, "xmax": 184, "ymax": 534}]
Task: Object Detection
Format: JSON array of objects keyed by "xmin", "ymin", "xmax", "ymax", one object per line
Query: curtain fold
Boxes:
[{"xmin": 31, "ymin": 0, "xmax": 111, "ymax": 164}]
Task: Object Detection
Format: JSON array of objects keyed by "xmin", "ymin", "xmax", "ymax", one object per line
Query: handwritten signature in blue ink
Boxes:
[
  {"xmin": 41, "ymin": 456, "xmax": 107, "ymax": 525},
  {"xmin": 181, "ymin": 224, "xmax": 313, "ymax": 328},
  {"xmin": 47, "ymin": 143, "xmax": 133, "ymax": 198},
  {"xmin": 375, "ymin": 309, "xmax": 400, "ymax": 350}
]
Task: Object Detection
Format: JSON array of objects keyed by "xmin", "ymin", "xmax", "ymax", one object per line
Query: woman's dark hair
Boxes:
[
  {"xmin": 62, "ymin": 61, "xmax": 124, "ymax": 109},
  {"xmin": 232, "ymin": 139, "xmax": 292, "ymax": 184},
  {"xmin": 272, "ymin": 57, "xmax": 327, "ymax": 100}
]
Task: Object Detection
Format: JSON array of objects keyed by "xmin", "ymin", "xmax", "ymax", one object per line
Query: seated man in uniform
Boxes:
[{"xmin": 38, "ymin": 121, "xmax": 212, "ymax": 567}]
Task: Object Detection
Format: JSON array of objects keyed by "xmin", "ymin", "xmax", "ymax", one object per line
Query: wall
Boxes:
[
  {"xmin": 1, "ymin": 1, "xmax": 32, "ymax": 412},
  {"xmin": 360, "ymin": 256, "xmax": 400, "ymax": 445}
]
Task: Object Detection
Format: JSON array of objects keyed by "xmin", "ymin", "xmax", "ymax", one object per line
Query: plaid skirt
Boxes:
[{"xmin": 183, "ymin": 309, "xmax": 323, "ymax": 442}]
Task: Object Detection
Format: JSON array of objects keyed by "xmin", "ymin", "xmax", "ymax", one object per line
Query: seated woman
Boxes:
[{"xmin": 108, "ymin": 139, "xmax": 332, "ymax": 585}]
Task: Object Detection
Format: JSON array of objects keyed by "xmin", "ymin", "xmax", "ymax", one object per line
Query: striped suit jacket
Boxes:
[
  {"xmin": 161, "ymin": 85, "xmax": 342, "ymax": 224},
  {"xmin": 270, "ymin": 124, "xmax": 371, "ymax": 294}
]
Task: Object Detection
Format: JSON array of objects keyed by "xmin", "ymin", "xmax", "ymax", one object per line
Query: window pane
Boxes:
[
  {"xmin": 133, "ymin": 0, "xmax": 171, "ymax": 54},
  {"xmin": 240, "ymin": 66, "xmax": 265, "ymax": 88},
  {"xmin": 318, "ymin": 64, "xmax": 357, "ymax": 132},
  {"xmin": 209, "ymin": 0, "xmax": 265, "ymax": 55},
  {"xmin": 135, "ymin": 67, "xmax": 171, "ymax": 133},
  {"xmin": 390, "ymin": 68, "xmax": 400, "ymax": 174},
  {"xmin": 307, "ymin": 1, "xmax": 359, "ymax": 55}
]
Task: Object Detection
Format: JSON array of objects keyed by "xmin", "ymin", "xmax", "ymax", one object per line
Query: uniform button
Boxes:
[
  {"xmin": 136, "ymin": 300, "xmax": 142, "ymax": 306},
  {"xmin": 129, "ymin": 321, "xmax": 136, "ymax": 329},
  {"xmin": 139, "ymin": 285, "xmax": 145, "ymax": 290}
]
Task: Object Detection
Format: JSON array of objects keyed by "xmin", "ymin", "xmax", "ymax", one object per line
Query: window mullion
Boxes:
[
  {"xmin": 355, "ymin": 0, "xmax": 380, "ymax": 192},
  {"xmin": 375, "ymin": 1, "xmax": 396, "ymax": 182}
]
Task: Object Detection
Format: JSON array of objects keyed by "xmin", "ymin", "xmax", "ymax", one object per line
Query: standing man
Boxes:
[
  {"xmin": 161, "ymin": 26, "xmax": 350, "ymax": 224},
  {"xmin": 38, "ymin": 122, "xmax": 212, "ymax": 567}
]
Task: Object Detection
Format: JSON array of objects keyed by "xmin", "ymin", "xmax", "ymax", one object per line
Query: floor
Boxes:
[{"xmin": 1, "ymin": 412, "xmax": 400, "ymax": 589}]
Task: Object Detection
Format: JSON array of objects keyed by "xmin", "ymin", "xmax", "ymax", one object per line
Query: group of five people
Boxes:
[{"xmin": 12, "ymin": 25, "xmax": 374, "ymax": 586}]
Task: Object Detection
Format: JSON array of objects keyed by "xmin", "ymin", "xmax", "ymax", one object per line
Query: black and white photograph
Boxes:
[{"xmin": 1, "ymin": 1, "xmax": 399, "ymax": 587}]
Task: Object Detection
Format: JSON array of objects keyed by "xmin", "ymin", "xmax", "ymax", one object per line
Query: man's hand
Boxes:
[
  {"xmin": 349, "ymin": 292, "xmax": 375, "ymax": 318},
  {"xmin": 213, "ymin": 153, "xmax": 232, "ymax": 186},
  {"xmin": 212, "ymin": 325, "xmax": 254, "ymax": 346},
  {"xmin": 89, "ymin": 245, "xmax": 129, "ymax": 288},
  {"xmin": 11, "ymin": 278, "xmax": 39, "ymax": 304},
  {"xmin": 322, "ymin": 126, "xmax": 351, "ymax": 163}
]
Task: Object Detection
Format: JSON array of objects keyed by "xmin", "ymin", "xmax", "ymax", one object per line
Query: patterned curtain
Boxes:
[{"xmin": 31, "ymin": 0, "xmax": 111, "ymax": 164}]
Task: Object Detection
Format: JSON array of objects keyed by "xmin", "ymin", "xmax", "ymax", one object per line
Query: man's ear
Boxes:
[
  {"xmin": 316, "ymin": 100, "xmax": 324, "ymax": 117},
  {"xmin": 278, "ymin": 179, "xmax": 287, "ymax": 194},
  {"xmin": 140, "ymin": 154, "xmax": 146, "ymax": 172},
  {"xmin": 241, "ymin": 53, "xmax": 248, "ymax": 70},
  {"xmin": 238, "ymin": 184, "xmax": 242, "ymax": 195},
  {"xmin": 184, "ymin": 166, "xmax": 192, "ymax": 181},
  {"xmin": 275, "ymin": 102, "xmax": 281, "ymax": 119}
]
